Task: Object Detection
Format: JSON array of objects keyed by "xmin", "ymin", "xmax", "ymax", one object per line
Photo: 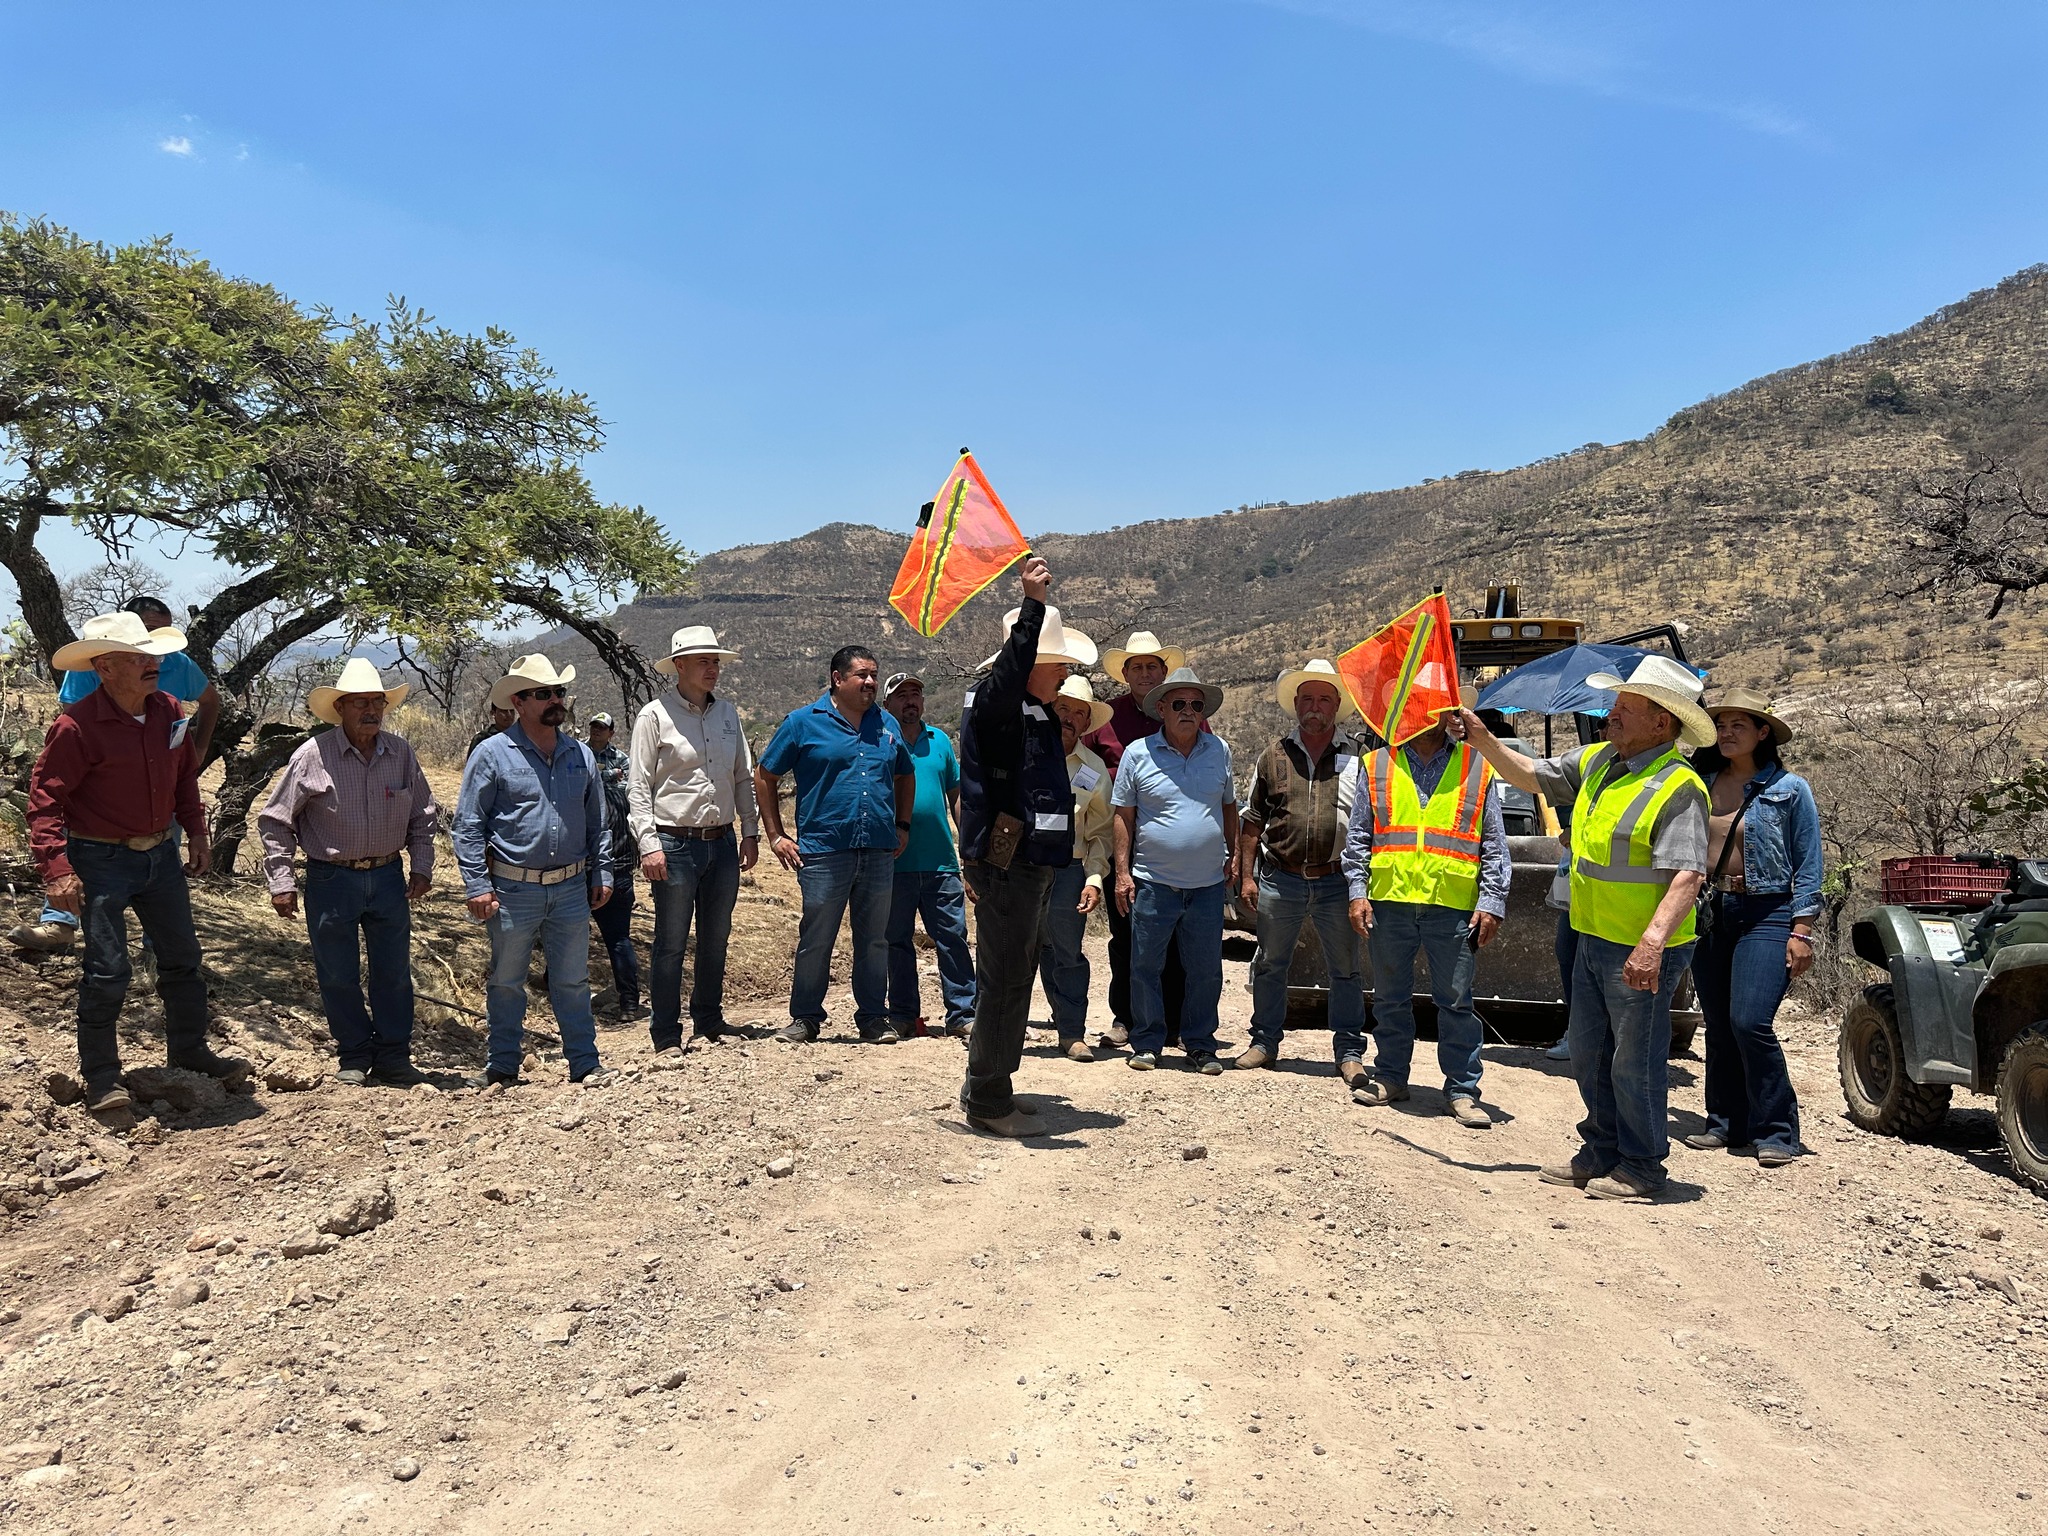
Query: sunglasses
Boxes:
[
  {"xmin": 516, "ymin": 686, "xmax": 569, "ymax": 701},
  {"xmin": 1165, "ymin": 698, "xmax": 1205, "ymax": 714}
]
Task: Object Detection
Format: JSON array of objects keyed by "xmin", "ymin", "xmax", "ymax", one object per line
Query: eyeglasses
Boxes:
[
  {"xmin": 1165, "ymin": 699, "xmax": 1205, "ymax": 714},
  {"xmin": 516, "ymin": 686, "xmax": 568, "ymax": 701}
]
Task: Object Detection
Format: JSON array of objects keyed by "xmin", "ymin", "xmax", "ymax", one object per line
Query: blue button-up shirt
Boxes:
[
  {"xmin": 758, "ymin": 695, "xmax": 913, "ymax": 857},
  {"xmin": 452, "ymin": 721, "xmax": 611, "ymax": 897}
]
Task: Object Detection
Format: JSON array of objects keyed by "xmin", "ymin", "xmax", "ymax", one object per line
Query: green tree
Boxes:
[{"xmin": 0, "ymin": 215, "xmax": 693, "ymax": 870}]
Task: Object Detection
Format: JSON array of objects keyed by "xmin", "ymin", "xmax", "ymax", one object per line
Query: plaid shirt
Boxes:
[{"xmin": 258, "ymin": 729, "xmax": 439, "ymax": 895}]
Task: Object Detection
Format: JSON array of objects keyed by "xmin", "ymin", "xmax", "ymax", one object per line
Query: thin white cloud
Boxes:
[
  {"xmin": 1241, "ymin": 0, "xmax": 1810, "ymax": 140},
  {"xmin": 158, "ymin": 135, "xmax": 195, "ymax": 156}
]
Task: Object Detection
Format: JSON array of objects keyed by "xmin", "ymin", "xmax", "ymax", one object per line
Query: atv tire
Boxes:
[
  {"xmin": 1840, "ymin": 985, "xmax": 1951, "ymax": 1138},
  {"xmin": 1996, "ymin": 1027, "xmax": 2048, "ymax": 1196}
]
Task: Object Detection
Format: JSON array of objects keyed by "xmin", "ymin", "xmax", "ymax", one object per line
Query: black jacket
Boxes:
[{"xmin": 957, "ymin": 597, "xmax": 1075, "ymax": 868}]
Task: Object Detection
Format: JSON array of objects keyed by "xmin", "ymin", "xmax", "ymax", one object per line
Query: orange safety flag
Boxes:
[
  {"xmin": 1335, "ymin": 591, "xmax": 1463, "ymax": 746},
  {"xmin": 888, "ymin": 450, "xmax": 1031, "ymax": 638}
]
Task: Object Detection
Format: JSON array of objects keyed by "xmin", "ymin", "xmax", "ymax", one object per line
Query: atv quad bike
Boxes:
[{"xmin": 1842, "ymin": 856, "xmax": 2048, "ymax": 1195}]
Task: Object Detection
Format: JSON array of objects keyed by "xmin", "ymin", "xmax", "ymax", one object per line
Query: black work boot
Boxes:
[{"xmin": 169, "ymin": 1049, "xmax": 253, "ymax": 1092}]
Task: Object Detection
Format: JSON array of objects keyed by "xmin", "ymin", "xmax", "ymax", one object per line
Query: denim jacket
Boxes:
[{"xmin": 1710, "ymin": 766, "xmax": 1823, "ymax": 920}]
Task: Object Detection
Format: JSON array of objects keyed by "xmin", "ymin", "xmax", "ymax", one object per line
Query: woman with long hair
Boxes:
[{"xmin": 1683, "ymin": 688, "xmax": 1823, "ymax": 1167}]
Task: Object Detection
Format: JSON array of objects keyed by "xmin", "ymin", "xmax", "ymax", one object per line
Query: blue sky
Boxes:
[{"xmin": 4, "ymin": 1, "xmax": 2047, "ymax": 592}]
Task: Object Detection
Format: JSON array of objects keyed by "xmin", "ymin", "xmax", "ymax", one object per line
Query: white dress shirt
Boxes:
[{"xmin": 626, "ymin": 689, "xmax": 760, "ymax": 854}]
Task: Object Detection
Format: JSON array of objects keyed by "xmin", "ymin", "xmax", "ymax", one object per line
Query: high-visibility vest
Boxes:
[
  {"xmin": 1568, "ymin": 741, "xmax": 1706, "ymax": 947},
  {"xmin": 1364, "ymin": 743, "xmax": 1494, "ymax": 911}
]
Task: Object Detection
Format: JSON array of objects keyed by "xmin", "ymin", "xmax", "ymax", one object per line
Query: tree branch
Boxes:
[{"xmin": 496, "ymin": 578, "xmax": 660, "ymax": 710}]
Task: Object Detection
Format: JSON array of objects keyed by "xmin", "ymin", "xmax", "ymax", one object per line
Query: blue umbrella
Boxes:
[{"xmin": 1474, "ymin": 643, "xmax": 1656, "ymax": 717}]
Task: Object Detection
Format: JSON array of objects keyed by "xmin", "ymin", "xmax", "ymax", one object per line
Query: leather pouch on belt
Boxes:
[{"xmin": 986, "ymin": 812, "xmax": 1025, "ymax": 870}]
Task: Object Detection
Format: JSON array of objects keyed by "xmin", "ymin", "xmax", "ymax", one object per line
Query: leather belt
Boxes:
[
  {"xmin": 1712, "ymin": 873, "xmax": 1748, "ymax": 894},
  {"xmin": 656, "ymin": 824, "xmax": 734, "ymax": 842},
  {"xmin": 1269, "ymin": 854, "xmax": 1343, "ymax": 879},
  {"xmin": 71, "ymin": 830, "xmax": 171, "ymax": 852},
  {"xmin": 490, "ymin": 858, "xmax": 587, "ymax": 886},
  {"xmin": 314, "ymin": 852, "xmax": 401, "ymax": 872}
]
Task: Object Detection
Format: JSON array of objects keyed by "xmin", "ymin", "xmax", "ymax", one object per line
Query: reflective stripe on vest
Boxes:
[
  {"xmin": 1567, "ymin": 742, "xmax": 1704, "ymax": 946},
  {"xmin": 1364, "ymin": 743, "xmax": 1492, "ymax": 911}
]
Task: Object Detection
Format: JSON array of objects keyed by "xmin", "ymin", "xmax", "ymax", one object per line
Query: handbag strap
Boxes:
[{"xmin": 1708, "ymin": 767, "xmax": 1778, "ymax": 884}]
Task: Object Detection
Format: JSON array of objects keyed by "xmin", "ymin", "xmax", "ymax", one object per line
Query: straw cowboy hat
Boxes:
[
  {"xmin": 654, "ymin": 624, "xmax": 739, "ymax": 676},
  {"xmin": 1142, "ymin": 665, "xmax": 1224, "ymax": 721},
  {"xmin": 1101, "ymin": 630, "xmax": 1186, "ymax": 677},
  {"xmin": 51, "ymin": 612, "xmax": 189, "ymax": 673},
  {"xmin": 488, "ymin": 653, "xmax": 577, "ymax": 711},
  {"xmin": 1586, "ymin": 654, "xmax": 1716, "ymax": 749},
  {"xmin": 307, "ymin": 657, "xmax": 410, "ymax": 726},
  {"xmin": 1704, "ymin": 685, "xmax": 1793, "ymax": 745},
  {"xmin": 980, "ymin": 605, "xmax": 1099, "ymax": 670},
  {"xmin": 1054, "ymin": 674, "xmax": 1112, "ymax": 733},
  {"xmin": 1274, "ymin": 658, "xmax": 1359, "ymax": 719}
]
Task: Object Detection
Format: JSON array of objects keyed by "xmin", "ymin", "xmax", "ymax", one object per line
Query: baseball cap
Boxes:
[
  {"xmin": 883, "ymin": 671, "xmax": 924, "ymax": 700},
  {"xmin": 587, "ymin": 711, "xmax": 615, "ymax": 727}
]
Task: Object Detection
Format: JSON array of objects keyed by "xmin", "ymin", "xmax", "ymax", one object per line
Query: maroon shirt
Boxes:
[
  {"xmin": 1083, "ymin": 695, "xmax": 1212, "ymax": 776},
  {"xmin": 29, "ymin": 687, "xmax": 207, "ymax": 881}
]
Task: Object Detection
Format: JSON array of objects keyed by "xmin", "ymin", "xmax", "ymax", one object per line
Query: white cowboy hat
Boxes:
[
  {"xmin": 1101, "ymin": 630, "xmax": 1187, "ymax": 678},
  {"xmin": 1053, "ymin": 674, "xmax": 1112, "ymax": 733},
  {"xmin": 307, "ymin": 657, "xmax": 410, "ymax": 726},
  {"xmin": 979, "ymin": 605, "xmax": 1099, "ymax": 670},
  {"xmin": 654, "ymin": 624, "xmax": 739, "ymax": 675},
  {"xmin": 1586, "ymin": 654, "xmax": 1716, "ymax": 749},
  {"xmin": 1274, "ymin": 658, "xmax": 1359, "ymax": 720},
  {"xmin": 51, "ymin": 612, "xmax": 189, "ymax": 673},
  {"xmin": 489, "ymin": 653, "xmax": 578, "ymax": 711},
  {"xmin": 1142, "ymin": 665, "xmax": 1224, "ymax": 721}
]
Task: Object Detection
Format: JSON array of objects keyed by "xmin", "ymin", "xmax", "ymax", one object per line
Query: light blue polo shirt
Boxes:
[{"xmin": 1111, "ymin": 731, "xmax": 1236, "ymax": 891}]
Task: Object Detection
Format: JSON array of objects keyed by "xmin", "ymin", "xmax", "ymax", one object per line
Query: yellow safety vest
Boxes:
[
  {"xmin": 1568, "ymin": 742, "xmax": 1706, "ymax": 947},
  {"xmin": 1364, "ymin": 743, "xmax": 1494, "ymax": 911}
]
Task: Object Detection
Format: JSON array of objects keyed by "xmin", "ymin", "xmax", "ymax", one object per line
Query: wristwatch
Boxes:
[{"xmin": 896, "ymin": 819, "xmax": 912, "ymax": 831}]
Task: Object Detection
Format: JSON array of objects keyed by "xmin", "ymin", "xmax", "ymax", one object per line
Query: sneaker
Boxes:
[
  {"xmin": 1063, "ymin": 1038, "xmax": 1096, "ymax": 1062},
  {"xmin": 1190, "ymin": 1052, "xmax": 1225, "ymax": 1077},
  {"xmin": 1446, "ymin": 1096, "xmax": 1492, "ymax": 1129},
  {"xmin": 1543, "ymin": 1039, "xmax": 1571, "ymax": 1061},
  {"xmin": 335, "ymin": 1067, "xmax": 370, "ymax": 1088},
  {"xmin": 1585, "ymin": 1169, "xmax": 1660, "ymax": 1202},
  {"xmin": 775, "ymin": 1021, "xmax": 814, "ymax": 1044},
  {"xmin": 1351, "ymin": 1077, "xmax": 1409, "ymax": 1107},
  {"xmin": 369, "ymin": 1062, "xmax": 429, "ymax": 1087},
  {"xmin": 84, "ymin": 1079, "xmax": 132, "ymax": 1113},
  {"xmin": 1756, "ymin": 1145, "xmax": 1802, "ymax": 1168},
  {"xmin": 170, "ymin": 1051, "xmax": 252, "ymax": 1091},
  {"xmin": 570, "ymin": 1067, "xmax": 619, "ymax": 1088},
  {"xmin": 8, "ymin": 920, "xmax": 77, "ymax": 952},
  {"xmin": 1127, "ymin": 1052, "xmax": 1158, "ymax": 1072},
  {"xmin": 1538, "ymin": 1159, "xmax": 1600, "ymax": 1189},
  {"xmin": 1234, "ymin": 1045, "xmax": 1275, "ymax": 1071}
]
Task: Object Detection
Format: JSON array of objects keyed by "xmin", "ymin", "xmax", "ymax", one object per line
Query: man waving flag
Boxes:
[
  {"xmin": 889, "ymin": 449, "xmax": 1031, "ymax": 638},
  {"xmin": 1336, "ymin": 591, "xmax": 1462, "ymax": 746}
]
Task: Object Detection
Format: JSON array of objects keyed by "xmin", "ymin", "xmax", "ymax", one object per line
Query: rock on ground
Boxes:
[{"xmin": 319, "ymin": 1176, "xmax": 396, "ymax": 1237}]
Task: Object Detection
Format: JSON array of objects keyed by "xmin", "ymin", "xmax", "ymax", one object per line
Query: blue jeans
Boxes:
[
  {"xmin": 485, "ymin": 877, "xmax": 602, "ymax": 1079},
  {"xmin": 1569, "ymin": 931, "xmax": 1696, "ymax": 1188},
  {"xmin": 1130, "ymin": 880, "xmax": 1225, "ymax": 1057},
  {"xmin": 45, "ymin": 822, "xmax": 184, "ymax": 934},
  {"xmin": 887, "ymin": 868, "xmax": 977, "ymax": 1029},
  {"xmin": 649, "ymin": 830, "xmax": 741, "ymax": 1047},
  {"xmin": 304, "ymin": 860, "xmax": 415, "ymax": 1072},
  {"xmin": 1037, "ymin": 861, "xmax": 1093, "ymax": 1040},
  {"xmin": 791, "ymin": 848, "xmax": 894, "ymax": 1038},
  {"xmin": 70, "ymin": 837, "xmax": 210, "ymax": 1087},
  {"xmin": 1248, "ymin": 867, "xmax": 1366, "ymax": 1062},
  {"xmin": 1367, "ymin": 900, "xmax": 1484, "ymax": 1097},
  {"xmin": 1693, "ymin": 894, "xmax": 1802, "ymax": 1155}
]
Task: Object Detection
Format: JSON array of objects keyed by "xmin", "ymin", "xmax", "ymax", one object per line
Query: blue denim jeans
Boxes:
[
  {"xmin": 1249, "ymin": 867, "xmax": 1367, "ymax": 1062},
  {"xmin": 1037, "ymin": 861, "xmax": 1094, "ymax": 1040},
  {"xmin": 887, "ymin": 868, "xmax": 977, "ymax": 1029},
  {"xmin": 1130, "ymin": 880, "xmax": 1225, "ymax": 1057},
  {"xmin": 70, "ymin": 837, "xmax": 209, "ymax": 1087},
  {"xmin": 1367, "ymin": 899, "xmax": 1485, "ymax": 1096},
  {"xmin": 1569, "ymin": 931, "xmax": 1696, "ymax": 1188},
  {"xmin": 592, "ymin": 871, "xmax": 640, "ymax": 1012},
  {"xmin": 649, "ymin": 830, "xmax": 741, "ymax": 1047},
  {"xmin": 485, "ymin": 876, "xmax": 602, "ymax": 1079},
  {"xmin": 1693, "ymin": 894, "xmax": 1802, "ymax": 1155},
  {"xmin": 791, "ymin": 847, "xmax": 894, "ymax": 1038},
  {"xmin": 46, "ymin": 822, "xmax": 184, "ymax": 936},
  {"xmin": 304, "ymin": 859, "xmax": 415, "ymax": 1072}
]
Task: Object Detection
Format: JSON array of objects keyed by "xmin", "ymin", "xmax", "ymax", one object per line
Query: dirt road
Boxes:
[{"xmin": 4, "ymin": 887, "xmax": 2047, "ymax": 1534}]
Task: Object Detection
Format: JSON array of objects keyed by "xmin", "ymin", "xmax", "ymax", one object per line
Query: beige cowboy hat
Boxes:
[
  {"xmin": 308, "ymin": 657, "xmax": 410, "ymax": 726},
  {"xmin": 1101, "ymin": 630, "xmax": 1186, "ymax": 678},
  {"xmin": 1274, "ymin": 658, "xmax": 1359, "ymax": 719},
  {"xmin": 654, "ymin": 624, "xmax": 739, "ymax": 676},
  {"xmin": 489, "ymin": 653, "xmax": 577, "ymax": 711},
  {"xmin": 979, "ymin": 605, "xmax": 1099, "ymax": 670},
  {"xmin": 1704, "ymin": 685, "xmax": 1793, "ymax": 745},
  {"xmin": 1142, "ymin": 665, "xmax": 1224, "ymax": 721},
  {"xmin": 1053, "ymin": 674, "xmax": 1112, "ymax": 733},
  {"xmin": 1586, "ymin": 654, "xmax": 1716, "ymax": 749},
  {"xmin": 51, "ymin": 611, "xmax": 188, "ymax": 673}
]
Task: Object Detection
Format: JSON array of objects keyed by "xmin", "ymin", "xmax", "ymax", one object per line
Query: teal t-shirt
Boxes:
[{"xmin": 896, "ymin": 724, "xmax": 960, "ymax": 872}]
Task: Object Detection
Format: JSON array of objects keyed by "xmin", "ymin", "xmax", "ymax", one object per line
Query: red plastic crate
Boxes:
[{"xmin": 1880, "ymin": 855, "xmax": 2008, "ymax": 907}]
